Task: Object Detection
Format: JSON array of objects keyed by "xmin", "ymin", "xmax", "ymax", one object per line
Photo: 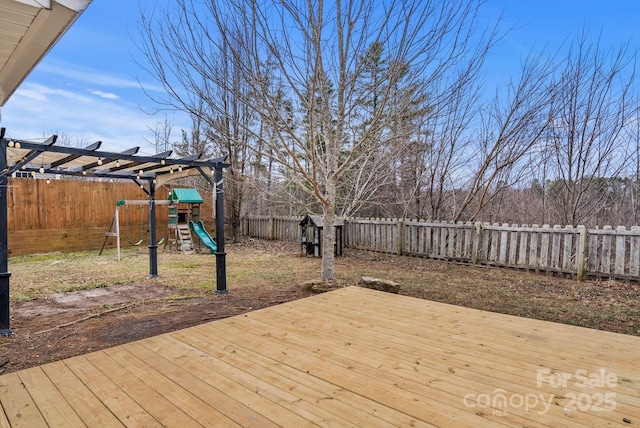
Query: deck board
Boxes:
[
  {"xmin": 40, "ymin": 359, "xmax": 126, "ymax": 428},
  {"xmin": 1, "ymin": 286, "xmax": 639, "ymax": 427},
  {"xmin": 0, "ymin": 372, "xmax": 48, "ymax": 428},
  {"xmin": 168, "ymin": 329, "xmax": 432, "ymax": 427},
  {"xmin": 16, "ymin": 366, "xmax": 86, "ymax": 428},
  {"xmin": 63, "ymin": 355, "xmax": 162, "ymax": 427}
]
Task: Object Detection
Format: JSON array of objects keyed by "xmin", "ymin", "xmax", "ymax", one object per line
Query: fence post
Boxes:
[
  {"xmin": 576, "ymin": 225, "xmax": 587, "ymax": 281},
  {"xmin": 472, "ymin": 222, "xmax": 482, "ymax": 264}
]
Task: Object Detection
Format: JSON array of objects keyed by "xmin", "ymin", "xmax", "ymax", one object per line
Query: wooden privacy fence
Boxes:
[
  {"xmin": 242, "ymin": 215, "xmax": 640, "ymax": 282},
  {"xmin": 6, "ymin": 178, "xmax": 214, "ymax": 256}
]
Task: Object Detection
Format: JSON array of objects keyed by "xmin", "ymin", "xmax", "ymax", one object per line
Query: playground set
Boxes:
[
  {"xmin": 100, "ymin": 188, "xmax": 217, "ymax": 259},
  {"xmin": 166, "ymin": 188, "xmax": 217, "ymax": 254}
]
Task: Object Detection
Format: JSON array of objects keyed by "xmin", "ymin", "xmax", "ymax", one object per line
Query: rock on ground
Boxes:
[
  {"xmin": 302, "ymin": 279, "xmax": 341, "ymax": 294},
  {"xmin": 359, "ymin": 276, "xmax": 401, "ymax": 293}
]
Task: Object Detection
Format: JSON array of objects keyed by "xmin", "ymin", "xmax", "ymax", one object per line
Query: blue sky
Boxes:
[{"xmin": 1, "ymin": 0, "xmax": 639, "ymax": 154}]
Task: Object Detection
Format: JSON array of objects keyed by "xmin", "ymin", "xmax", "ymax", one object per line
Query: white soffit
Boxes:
[
  {"xmin": 0, "ymin": 0, "xmax": 92, "ymax": 106},
  {"xmin": 12, "ymin": 0, "xmax": 89, "ymax": 12}
]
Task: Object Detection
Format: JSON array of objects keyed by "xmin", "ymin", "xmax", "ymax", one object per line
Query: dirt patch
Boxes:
[
  {"xmin": 14, "ymin": 283, "xmax": 178, "ymax": 319},
  {"xmin": 2, "ymin": 281, "xmax": 312, "ymax": 374}
]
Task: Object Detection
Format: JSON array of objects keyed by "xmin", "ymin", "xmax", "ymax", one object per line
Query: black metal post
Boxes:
[
  {"xmin": 148, "ymin": 180, "xmax": 158, "ymax": 278},
  {"xmin": 214, "ymin": 167, "xmax": 227, "ymax": 294},
  {"xmin": 0, "ymin": 138, "xmax": 12, "ymax": 335}
]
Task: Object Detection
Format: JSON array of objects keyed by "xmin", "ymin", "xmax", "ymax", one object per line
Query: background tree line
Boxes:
[{"xmin": 136, "ymin": 0, "xmax": 639, "ymax": 279}]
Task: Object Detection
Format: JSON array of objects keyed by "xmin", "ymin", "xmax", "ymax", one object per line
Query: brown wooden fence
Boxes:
[
  {"xmin": 242, "ymin": 215, "xmax": 640, "ymax": 282},
  {"xmin": 6, "ymin": 178, "xmax": 214, "ymax": 256}
]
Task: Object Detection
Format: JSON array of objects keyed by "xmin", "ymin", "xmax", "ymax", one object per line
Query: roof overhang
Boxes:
[{"xmin": 0, "ymin": 0, "xmax": 92, "ymax": 106}]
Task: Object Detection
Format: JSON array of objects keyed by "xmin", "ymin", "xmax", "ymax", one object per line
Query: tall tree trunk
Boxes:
[{"xmin": 321, "ymin": 179, "xmax": 337, "ymax": 281}]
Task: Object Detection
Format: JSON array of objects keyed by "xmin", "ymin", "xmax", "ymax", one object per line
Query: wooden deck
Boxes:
[{"xmin": 1, "ymin": 286, "xmax": 639, "ymax": 427}]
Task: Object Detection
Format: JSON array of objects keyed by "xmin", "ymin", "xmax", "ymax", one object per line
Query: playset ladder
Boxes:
[{"xmin": 176, "ymin": 224, "xmax": 194, "ymax": 253}]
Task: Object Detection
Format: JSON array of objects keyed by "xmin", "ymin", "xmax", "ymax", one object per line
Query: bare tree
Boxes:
[
  {"xmin": 543, "ymin": 29, "xmax": 636, "ymax": 226},
  {"xmin": 407, "ymin": 45, "xmax": 489, "ymax": 220},
  {"xmin": 136, "ymin": 0, "xmax": 501, "ymax": 280},
  {"xmin": 145, "ymin": 117, "xmax": 174, "ymax": 154},
  {"xmin": 449, "ymin": 52, "xmax": 556, "ymax": 222}
]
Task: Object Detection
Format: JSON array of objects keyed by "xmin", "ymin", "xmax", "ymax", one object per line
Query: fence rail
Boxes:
[{"xmin": 242, "ymin": 215, "xmax": 640, "ymax": 282}]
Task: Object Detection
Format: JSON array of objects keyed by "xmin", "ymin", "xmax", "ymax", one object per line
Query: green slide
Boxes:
[{"xmin": 190, "ymin": 221, "xmax": 217, "ymax": 253}]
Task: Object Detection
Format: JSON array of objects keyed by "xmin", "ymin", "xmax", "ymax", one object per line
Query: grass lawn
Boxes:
[{"xmin": 8, "ymin": 239, "xmax": 640, "ymax": 337}]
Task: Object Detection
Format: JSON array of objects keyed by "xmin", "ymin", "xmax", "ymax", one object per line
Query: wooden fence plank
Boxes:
[
  {"xmin": 588, "ymin": 227, "xmax": 599, "ymax": 272},
  {"xmin": 509, "ymin": 225, "xmax": 518, "ymax": 265},
  {"xmin": 408, "ymin": 222, "xmax": 415, "ymax": 254},
  {"xmin": 576, "ymin": 226, "xmax": 587, "ymax": 281},
  {"xmin": 562, "ymin": 226, "xmax": 573, "ymax": 271},
  {"xmin": 396, "ymin": 220, "xmax": 403, "ymax": 255},
  {"xmin": 518, "ymin": 225, "xmax": 528, "ymax": 266},
  {"xmin": 448, "ymin": 224, "xmax": 454, "ymax": 257},
  {"xmin": 472, "ymin": 223, "xmax": 481, "ymax": 264},
  {"xmin": 432, "ymin": 223, "xmax": 440, "ymax": 256},
  {"xmin": 440, "ymin": 222, "xmax": 447, "ymax": 256},
  {"xmin": 480, "ymin": 223, "xmax": 490, "ymax": 261},
  {"xmin": 615, "ymin": 226, "xmax": 627, "ymax": 275},
  {"xmin": 454, "ymin": 222, "xmax": 463, "ymax": 258},
  {"xmin": 529, "ymin": 225, "xmax": 539, "ymax": 269},
  {"xmin": 540, "ymin": 225, "xmax": 550, "ymax": 268},
  {"xmin": 489, "ymin": 223, "xmax": 499, "ymax": 262},
  {"xmin": 391, "ymin": 221, "xmax": 398, "ymax": 254},
  {"xmin": 551, "ymin": 225, "xmax": 561, "ymax": 269},
  {"xmin": 464, "ymin": 223, "xmax": 473, "ymax": 259},
  {"xmin": 601, "ymin": 226, "xmax": 613, "ymax": 274},
  {"xmin": 499, "ymin": 224, "xmax": 508, "ymax": 264},
  {"xmin": 418, "ymin": 222, "xmax": 425, "ymax": 254},
  {"xmin": 424, "ymin": 224, "xmax": 431, "ymax": 256}
]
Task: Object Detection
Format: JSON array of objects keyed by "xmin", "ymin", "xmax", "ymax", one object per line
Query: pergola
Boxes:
[{"xmin": 0, "ymin": 128, "xmax": 230, "ymax": 335}]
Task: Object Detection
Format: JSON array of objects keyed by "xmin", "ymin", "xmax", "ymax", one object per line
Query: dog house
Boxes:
[{"xmin": 300, "ymin": 214, "xmax": 344, "ymax": 257}]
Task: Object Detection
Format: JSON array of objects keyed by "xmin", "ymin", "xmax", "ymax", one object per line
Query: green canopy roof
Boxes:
[{"xmin": 169, "ymin": 188, "xmax": 203, "ymax": 203}]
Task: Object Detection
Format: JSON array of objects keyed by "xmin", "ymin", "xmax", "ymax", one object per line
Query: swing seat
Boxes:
[{"xmin": 105, "ymin": 200, "xmax": 168, "ymax": 253}]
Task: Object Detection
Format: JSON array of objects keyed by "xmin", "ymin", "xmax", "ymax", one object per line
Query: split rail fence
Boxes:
[{"xmin": 242, "ymin": 215, "xmax": 640, "ymax": 282}]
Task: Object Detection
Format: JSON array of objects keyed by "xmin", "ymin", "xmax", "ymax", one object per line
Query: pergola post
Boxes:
[
  {"xmin": 148, "ymin": 180, "xmax": 158, "ymax": 278},
  {"xmin": 214, "ymin": 166, "xmax": 227, "ymax": 295},
  {"xmin": 0, "ymin": 139, "xmax": 12, "ymax": 336}
]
